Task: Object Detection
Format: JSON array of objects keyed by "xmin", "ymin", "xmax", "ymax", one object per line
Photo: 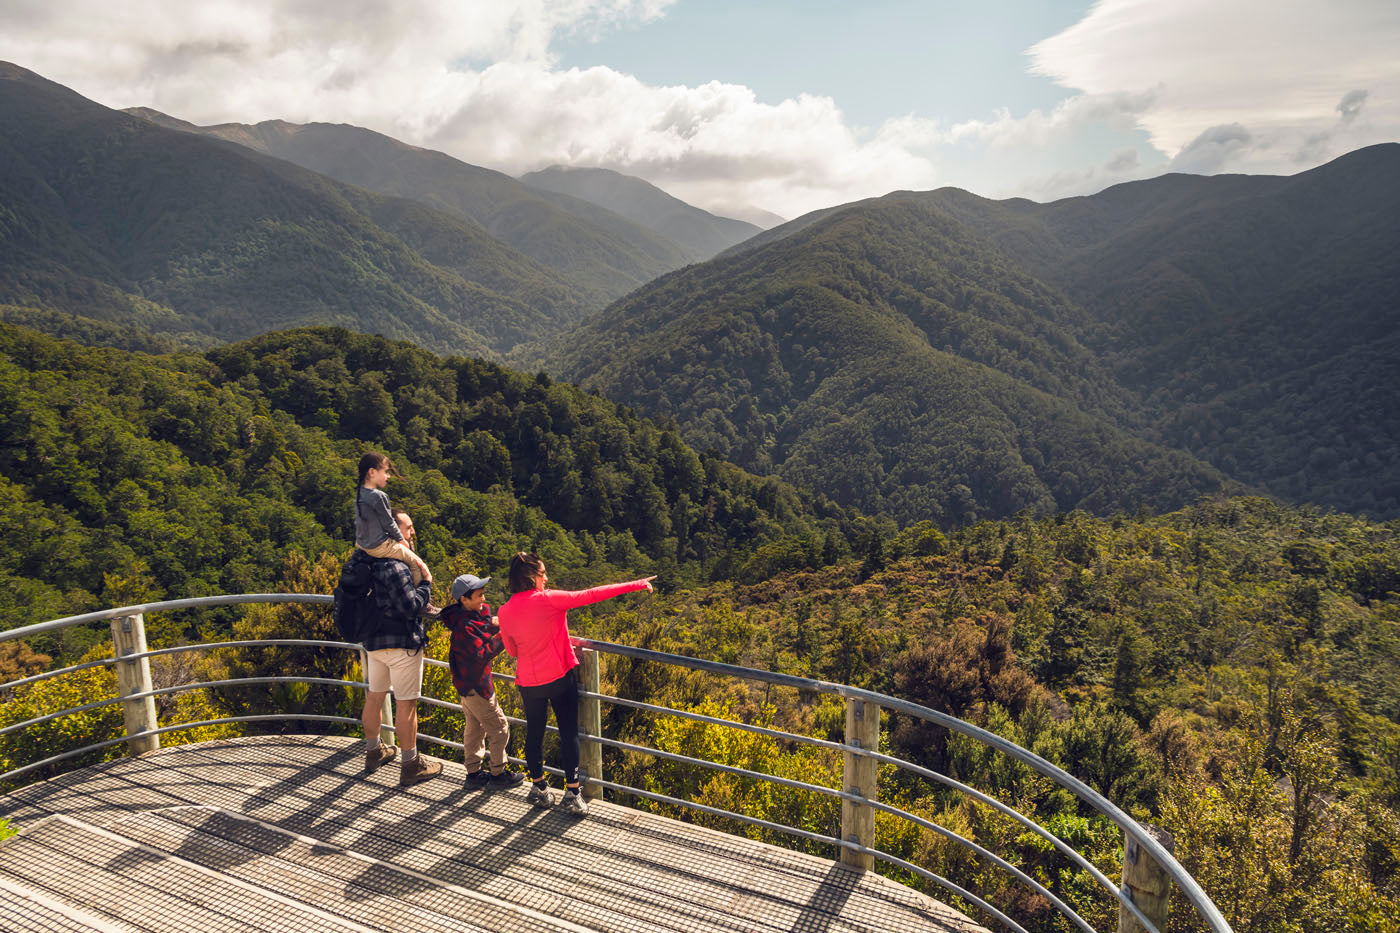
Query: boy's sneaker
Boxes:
[
  {"xmin": 561, "ymin": 791, "xmax": 588, "ymax": 818},
  {"xmin": 465, "ymin": 769, "xmax": 491, "ymax": 789},
  {"xmin": 488, "ymin": 769, "xmax": 525, "ymax": 788},
  {"xmin": 365, "ymin": 744, "xmax": 397, "ymax": 773},
  {"xmin": 526, "ymin": 784, "xmax": 555, "ymax": 808},
  {"xmin": 400, "ymin": 754, "xmax": 443, "ymax": 787}
]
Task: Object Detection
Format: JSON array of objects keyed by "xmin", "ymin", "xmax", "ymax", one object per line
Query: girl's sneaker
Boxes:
[
  {"xmin": 526, "ymin": 784, "xmax": 555, "ymax": 808},
  {"xmin": 561, "ymin": 791, "xmax": 588, "ymax": 817}
]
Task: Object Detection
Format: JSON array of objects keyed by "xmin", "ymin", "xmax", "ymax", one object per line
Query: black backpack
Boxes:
[{"xmin": 332, "ymin": 551, "xmax": 376, "ymax": 643}]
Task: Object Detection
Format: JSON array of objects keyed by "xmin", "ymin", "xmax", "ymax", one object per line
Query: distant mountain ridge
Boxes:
[
  {"xmin": 551, "ymin": 145, "xmax": 1400, "ymax": 521},
  {"xmin": 0, "ymin": 61, "xmax": 596, "ymax": 356},
  {"xmin": 519, "ymin": 165, "xmax": 763, "ymax": 259},
  {"xmin": 127, "ymin": 109, "xmax": 703, "ymax": 310},
  {"xmin": 551, "ymin": 194, "xmax": 1236, "ymax": 523}
]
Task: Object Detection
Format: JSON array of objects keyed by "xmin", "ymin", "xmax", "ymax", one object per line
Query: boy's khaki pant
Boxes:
[
  {"xmin": 361, "ymin": 539, "xmax": 425, "ymax": 584},
  {"xmin": 461, "ymin": 692, "xmax": 510, "ymax": 774}
]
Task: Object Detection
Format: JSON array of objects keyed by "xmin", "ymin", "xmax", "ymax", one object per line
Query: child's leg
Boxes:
[
  {"xmin": 481, "ymin": 694, "xmax": 511, "ymax": 774},
  {"xmin": 460, "ymin": 696, "xmax": 488, "ymax": 773},
  {"xmin": 362, "ymin": 539, "xmax": 427, "ymax": 585}
]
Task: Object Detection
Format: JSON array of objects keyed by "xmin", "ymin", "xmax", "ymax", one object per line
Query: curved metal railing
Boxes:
[{"xmin": 0, "ymin": 595, "xmax": 1231, "ymax": 933}]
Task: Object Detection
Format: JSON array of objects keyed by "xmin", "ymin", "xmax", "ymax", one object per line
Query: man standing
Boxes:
[{"xmin": 358, "ymin": 508, "xmax": 442, "ymax": 786}]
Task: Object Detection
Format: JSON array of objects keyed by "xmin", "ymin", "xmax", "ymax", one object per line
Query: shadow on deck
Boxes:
[{"xmin": 0, "ymin": 735, "xmax": 989, "ymax": 933}]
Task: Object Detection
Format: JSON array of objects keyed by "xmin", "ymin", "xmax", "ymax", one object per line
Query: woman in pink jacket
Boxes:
[{"xmin": 497, "ymin": 551, "xmax": 655, "ymax": 817}]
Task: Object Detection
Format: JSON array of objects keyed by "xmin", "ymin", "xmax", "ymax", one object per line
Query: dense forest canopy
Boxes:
[
  {"xmin": 2, "ymin": 60, "xmax": 1398, "ymax": 931},
  {"xmin": 0, "ymin": 323, "xmax": 864, "ymax": 653}
]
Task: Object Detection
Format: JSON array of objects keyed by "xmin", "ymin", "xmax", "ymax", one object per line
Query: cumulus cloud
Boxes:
[
  {"xmin": 0, "ymin": 0, "xmax": 1395, "ymax": 218},
  {"xmin": 1029, "ymin": 0, "xmax": 1400, "ymax": 175},
  {"xmin": 0, "ymin": 0, "xmax": 940, "ymax": 218}
]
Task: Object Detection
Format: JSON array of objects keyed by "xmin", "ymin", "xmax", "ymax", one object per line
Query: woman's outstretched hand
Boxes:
[{"xmin": 640, "ymin": 575, "xmax": 657, "ymax": 592}]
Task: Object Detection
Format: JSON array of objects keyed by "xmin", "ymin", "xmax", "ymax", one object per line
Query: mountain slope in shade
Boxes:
[
  {"xmin": 572, "ymin": 145, "xmax": 1400, "ymax": 519},
  {"xmin": 0, "ymin": 62, "xmax": 587, "ymax": 356},
  {"xmin": 550, "ymin": 196, "xmax": 1234, "ymax": 524},
  {"xmin": 887, "ymin": 146, "xmax": 1400, "ymax": 516},
  {"xmin": 520, "ymin": 165, "xmax": 763, "ymax": 259},
  {"xmin": 128, "ymin": 109, "xmax": 694, "ymax": 310}
]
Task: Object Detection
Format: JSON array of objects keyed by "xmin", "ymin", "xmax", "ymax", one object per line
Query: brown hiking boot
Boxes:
[
  {"xmin": 399, "ymin": 753, "xmax": 443, "ymax": 787},
  {"xmin": 365, "ymin": 744, "xmax": 397, "ymax": 773}
]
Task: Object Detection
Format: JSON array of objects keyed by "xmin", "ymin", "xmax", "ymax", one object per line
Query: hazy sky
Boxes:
[{"xmin": 1, "ymin": 0, "xmax": 1395, "ymax": 222}]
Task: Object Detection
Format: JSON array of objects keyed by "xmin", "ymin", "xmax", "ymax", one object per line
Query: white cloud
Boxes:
[
  {"xmin": 0, "ymin": 0, "xmax": 936, "ymax": 218},
  {"xmin": 1029, "ymin": 0, "xmax": 1400, "ymax": 173},
  {"xmin": 0, "ymin": 0, "xmax": 1395, "ymax": 219}
]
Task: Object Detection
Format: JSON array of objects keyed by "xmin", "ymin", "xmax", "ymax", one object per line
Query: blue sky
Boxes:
[
  {"xmin": 556, "ymin": 2, "xmax": 1088, "ymax": 128},
  {"xmin": 1, "ymin": 0, "xmax": 1395, "ymax": 223}
]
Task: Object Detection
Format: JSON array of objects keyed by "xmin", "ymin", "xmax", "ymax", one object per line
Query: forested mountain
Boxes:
[
  {"xmin": 576, "ymin": 497, "xmax": 1400, "ymax": 931},
  {"xmin": 932, "ymin": 147, "xmax": 1400, "ymax": 519},
  {"xmin": 520, "ymin": 164, "xmax": 763, "ymax": 259},
  {"xmin": 550, "ymin": 196, "xmax": 1235, "ymax": 523},
  {"xmin": 725, "ymin": 146, "xmax": 1400, "ymax": 519},
  {"xmin": 128, "ymin": 110, "xmax": 696, "ymax": 309},
  {"xmin": 0, "ymin": 62, "xmax": 590, "ymax": 357},
  {"xmin": 554, "ymin": 146, "xmax": 1400, "ymax": 522},
  {"xmin": 0, "ymin": 322, "xmax": 862, "ymax": 645}
]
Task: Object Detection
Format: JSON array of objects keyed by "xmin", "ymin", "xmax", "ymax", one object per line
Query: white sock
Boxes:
[{"xmin": 404, "ymin": 748, "xmax": 419, "ymax": 762}]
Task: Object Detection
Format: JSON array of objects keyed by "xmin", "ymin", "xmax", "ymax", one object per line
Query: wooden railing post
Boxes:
[
  {"xmin": 109, "ymin": 614, "xmax": 159, "ymax": 756},
  {"xmin": 578, "ymin": 647, "xmax": 604, "ymax": 800},
  {"xmin": 1119, "ymin": 825, "xmax": 1175, "ymax": 933},
  {"xmin": 840, "ymin": 696, "xmax": 880, "ymax": 870}
]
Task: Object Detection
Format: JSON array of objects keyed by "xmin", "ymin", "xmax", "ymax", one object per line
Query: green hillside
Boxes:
[
  {"xmin": 129, "ymin": 110, "xmax": 694, "ymax": 309},
  {"xmin": 0, "ymin": 322, "xmax": 860, "ymax": 645},
  {"xmin": 0, "ymin": 62, "xmax": 587, "ymax": 357},
  {"xmin": 895, "ymin": 147, "xmax": 1400, "ymax": 517},
  {"xmin": 551, "ymin": 197, "xmax": 1234, "ymax": 523},
  {"xmin": 561, "ymin": 146, "xmax": 1400, "ymax": 521},
  {"xmin": 577, "ymin": 497, "xmax": 1400, "ymax": 931}
]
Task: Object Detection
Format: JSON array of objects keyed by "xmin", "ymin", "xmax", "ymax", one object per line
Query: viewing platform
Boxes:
[
  {"xmin": 0, "ymin": 595, "xmax": 1231, "ymax": 932},
  {"xmin": 0, "ymin": 734, "xmax": 983, "ymax": 932}
]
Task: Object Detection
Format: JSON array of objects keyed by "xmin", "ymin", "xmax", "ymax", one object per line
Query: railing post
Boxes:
[
  {"xmin": 840, "ymin": 696, "xmax": 880, "ymax": 870},
  {"xmin": 109, "ymin": 614, "xmax": 159, "ymax": 756},
  {"xmin": 360, "ymin": 647, "xmax": 394, "ymax": 745},
  {"xmin": 578, "ymin": 647, "xmax": 604, "ymax": 801},
  {"xmin": 1119, "ymin": 825, "xmax": 1174, "ymax": 933}
]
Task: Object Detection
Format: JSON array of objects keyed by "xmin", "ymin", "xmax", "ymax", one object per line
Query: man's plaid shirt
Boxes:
[{"xmin": 351, "ymin": 550, "xmax": 431, "ymax": 652}]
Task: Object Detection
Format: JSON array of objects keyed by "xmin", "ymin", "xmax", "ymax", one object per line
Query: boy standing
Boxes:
[{"xmin": 443, "ymin": 573, "xmax": 524, "ymax": 789}]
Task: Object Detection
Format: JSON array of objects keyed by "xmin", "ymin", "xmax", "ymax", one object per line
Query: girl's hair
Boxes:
[
  {"xmin": 508, "ymin": 551, "xmax": 545, "ymax": 594},
  {"xmin": 357, "ymin": 451, "xmax": 393, "ymax": 487},
  {"xmin": 356, "ymin": 452, "xmax": 394, "ymax": 521}
]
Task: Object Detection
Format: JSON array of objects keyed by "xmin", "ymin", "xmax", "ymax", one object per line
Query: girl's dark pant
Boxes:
[{"xmin": 518, "ymin": 668, "xmax": 580, "ymax": 783}]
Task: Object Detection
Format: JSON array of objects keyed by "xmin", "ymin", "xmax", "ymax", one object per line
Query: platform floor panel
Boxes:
[{"xmin": 0, "ymin": 735, "xmax": 989, "ymax": 933}]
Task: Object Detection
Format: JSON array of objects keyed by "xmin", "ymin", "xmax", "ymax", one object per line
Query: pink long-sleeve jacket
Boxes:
[{"xmin": 497, "ymin": 580, "xmax": 651, "ymax": 687}]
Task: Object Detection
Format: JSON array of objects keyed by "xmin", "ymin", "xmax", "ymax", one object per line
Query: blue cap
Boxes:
[{"xmin": 450, "ymin": 574, "xmax": 490, "ymax": 601}]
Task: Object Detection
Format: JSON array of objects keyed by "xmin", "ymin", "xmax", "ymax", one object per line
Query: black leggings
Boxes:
[{"xmin": 518, "ymin": 668, "xmax": 580, "ymax": 784}]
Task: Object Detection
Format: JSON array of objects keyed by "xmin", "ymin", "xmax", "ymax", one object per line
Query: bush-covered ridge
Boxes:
[
  {"xmin": 572, "ymin": 496, "xmax": 1400, "ymax": 931},
  {"xmin": 552, "ymin": 196, "xmax": 1237, "ymax": 524},
  {"xmin": 0, "ymin": 323, "xmax": 864, "ymax": 648}
]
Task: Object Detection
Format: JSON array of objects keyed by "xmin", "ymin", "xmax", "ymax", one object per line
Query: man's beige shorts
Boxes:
[{"xmin": 366, "ymin": 648, "xmax": 424, "ymax": 700}]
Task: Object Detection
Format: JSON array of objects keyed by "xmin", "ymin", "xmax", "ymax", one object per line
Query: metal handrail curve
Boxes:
[{"xmin": 0, "ymin": 594, "xmax": 1231, "ymax": 933}]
